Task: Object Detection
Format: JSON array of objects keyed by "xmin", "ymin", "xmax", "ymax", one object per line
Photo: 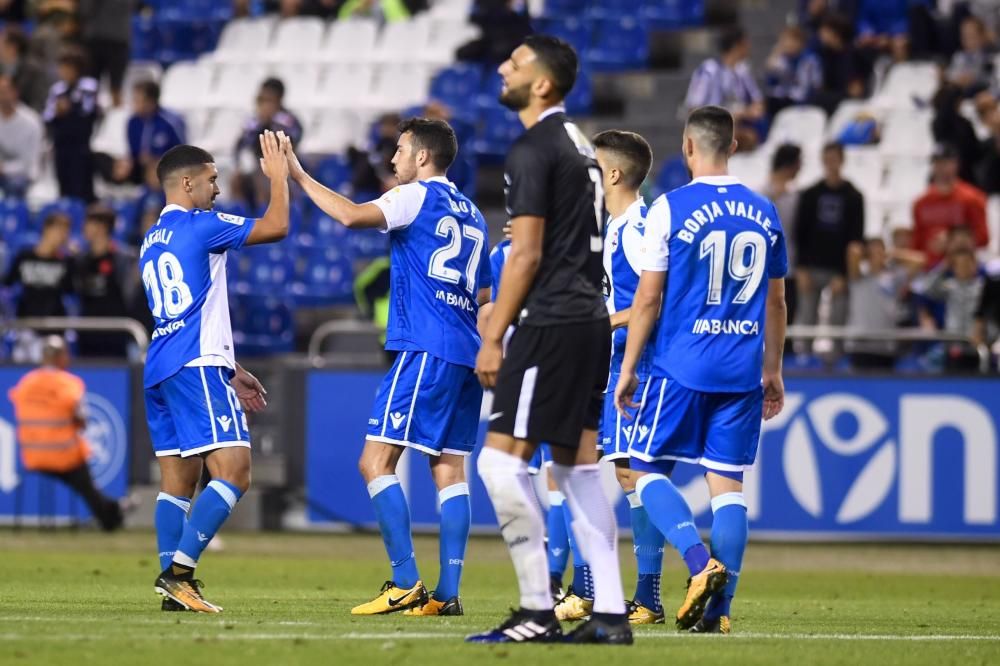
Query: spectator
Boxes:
[
  {"xmin": 845, "ymin": 238, "xmax": 907, "ymax": 369},
  {"xmin": 912, "ymin": 143, "xmax": 988, "ymax": 266},
  {"xmin": 972, "ymin": 269, "xmax": 1000, "ymax": 350},
  {"xmin": 74, "ymin": 204, "xmax": 131, "ymax": 358},
  {"xmin": 813, "ymin": 13, "xmax": 869, "ymax": 114},
  {"xmin": 764, "ymin": 25, "xmax": 823, "ymax": 117},
  {"xmin": 0, "ymin": 75, "xmax": 44, "ymax": 197},
  {"xmin": 919, "ymin": 246, "xmax": 985, "ymax": 369},
  {"xmin": 0, "ymin": 25, "xmax": 52, "ymax": 113},
  {"xmin": 0, "ymin": 0, "xmax": 27, "ymax": 21},
  {"xmin": 946, "ymin": 15, "xmax": 995, "ymax": 97},
  {"xmin": 7, "ymin": 335, "xmax": 125, "ymax": 531},
  {"xmin": 97, "ymin": 80, "xmax": 186, "ymax": 186},
  {"xmin": 43, "ymin": 48, "xmax": 99, "ymax": 203},
  {"xmin": 348, "ymin": 112, "xmax": 402, "ymax": 198},
  {"xmin": 233, "ymin": 77, "xmax": 302, "ymax": 208},
  {"xmin": 762, "ymin": 143, "xmax": 803, "ymax": 322},
  {"xmin": 456, "ymin": 0, "xmax": 533, "ymax": 66},
  {"xmin": 2, "ymin": 212, "xmax": 74, "ymax": 318},
  {"xmin": 794, "ymin": 142, "xmax": 865, "ymax": 331},
  {"xmin": 78, "ymin": 0, "xmax": 130, "ymax": 108},
  {"xmin": 685, "ymin": 25, "xmax": 767, "ymax": 151},
  {"xmin": 931, "ymin": 84, "xmax": 981, "ymax": 184},
  {"xmin": 855, "ymin": 0, "xmax": 910, "ymax": 53},
  {"xmin": 338, "ymin": 0, "xmax": 423, "ymax": 22},
  {"xmin": 975, "ymin": 107, "xmax": 1000, "ymax": 193}
]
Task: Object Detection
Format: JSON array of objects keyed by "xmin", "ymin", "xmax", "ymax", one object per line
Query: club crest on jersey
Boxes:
[{"xmin": 216, "ymin": 212, "xmax": 245, "ymax": 226}]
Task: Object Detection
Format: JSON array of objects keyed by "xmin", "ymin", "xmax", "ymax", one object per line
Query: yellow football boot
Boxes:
[
  {"xmin": 675, "ymin": 558, "xmax": 727, "ymax": 630},
  {"xmin": 351, "ymin": 580, "xmax": 428, "ymax": 615},
  {"xmin": 403, "ymin": 596, "xmax": 464, "ymax": 616},
  {"xmin": 690, "ymin": 615, "xmax": 731, "ymax": 634},
  {"xmin": 627, "ymin": 600, "xmax": 665, "ymax": 625},
  {"xmin": 554, "ymin": 588, "xmax": 593, "ymax": 621}
]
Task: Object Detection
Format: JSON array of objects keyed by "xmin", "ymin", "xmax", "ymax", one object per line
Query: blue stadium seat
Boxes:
[
  {"xmin": 231, "ymin": 244, "xmax": 294, "ymax": 296},
  {"xmin": 565, "ymin": 68, "xmax": 593, "ymax": 115},
  {"xmin": 36, "ymin": 198, "xmax": 86, "ymax": 235},
  {"xmin": 585, "ymin": 0, "xmax": 641, "ymax": 20},
  {"xmin": 108, "ymin": 198, "xmax": 140, "ymax": 244},
  {"xmin": 448, "ymin": 149, "xmax": 478, "ymax": 200},
  {"xmin": 314, "ymin": 155, "xmax": 352, "ymax": 193},
  {"xmin": 475, "ymin": 70, "xmax": 505, "ymax": 110},
  {"xmin": 585, "ymin": 17, "xmax": 649, "ymax": 71},
  {"xmin": 131, "ymin": 15, "xmax": 160, "ymax": 61},
  {"xmin": 429, "ymin": 64, "xmax": 484, "ymax": 118},
  {"xmin": 231, "ymin": 296, "xmax": 294, "ymax": 355},
  {"xmin": 474, "ymin": 106, "xmax": 522, "ymax": 162},
  {"xmin": 299, "ymin": 209, "xmax": 351, "ymax": 248},
  {"xmin": 533, "ymin": 17, "xmax": 593, "ymax": 55},
  {"xmin": 0, "ymin": 199, "xmax": 30, "ymax": 239},
  {"xmin": 640, "ymin": 0, "xmax": 703, "ymax": 29},
  {"xmin": 346, "ymin": 228, "xmax": 389, "ymax": 260},
  {"xmin": 289, "ymin": 245, "xmax": 354, "ymax": 306},
  {"xmin": 655, "ymin": 155, "xmax": 690, "ymax": 196},
  {"xmin": 542, "ymin": 0, "xmax": 588, "ymax": 17}
]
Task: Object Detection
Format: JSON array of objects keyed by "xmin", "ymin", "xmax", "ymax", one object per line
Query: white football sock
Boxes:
[
  {"xmin": 477, "ymin": 446, "xmax": 551, "ymax": 611},
  {"xmin": 550, "ymin": 462, "xmax": 626, "ymax": 615}
]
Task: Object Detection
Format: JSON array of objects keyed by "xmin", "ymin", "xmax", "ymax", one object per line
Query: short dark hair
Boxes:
[
  {"xmin": 57, "ymin": 47, "xmax": 88, "ymax": 74},
  {"xmin": 260, "ymin": 77, "xmax": 285, "ymax": 100},
  {"xmin": 133, "ymin": 79, "xmax": 160, "ymax": 104},
  {"xmin": 593, "ymin": 129, "xmax": 653, "ymax": 189},
  {"xmin": 42, "ymin": 212, "xmax": 70, "ymax": 230},
  {"xmin": 523, "ymin": 34, "xmax": 578, "ymax": 101},
  {"xmin": 156, "ymin": 144, "xmax": 215, "ymax": 185},
  {"xmin": 717, "ymin": 25, "xmax": 747, "ymax": 54},
  {"xmin": 398, "ymin": 117, "xmax": 458, "ymax": 171},
  {"xmin": 822, "ymin": 141, "xmax": 845, "ymax": 159},
  {"xmin": 771, "ymin": 143, "xmax": 802, "ymax": 172},
  {"xmin": 948, "ymin": 224, "xmax": 973, "ymax": 238},
  {"xmin": 2, "ymin": 25, "xmax": 29, "ymax": 57},
  {"xmin": 84, "ymin": 204, "xmax": 116, "ymax": 232},
  {"xmin": 685, "ymin": 105, "xmax": 735, "ymax": 158}
]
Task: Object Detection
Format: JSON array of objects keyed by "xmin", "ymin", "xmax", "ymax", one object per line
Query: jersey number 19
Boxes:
[{"xmin": 699, "ymin": 230, "xmax": 766, "ymax": 305}]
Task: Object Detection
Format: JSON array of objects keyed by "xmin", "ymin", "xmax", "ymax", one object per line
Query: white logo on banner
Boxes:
[{"xmin": 82, "ymin": 394, "xmax": 127, "ymax": 489}]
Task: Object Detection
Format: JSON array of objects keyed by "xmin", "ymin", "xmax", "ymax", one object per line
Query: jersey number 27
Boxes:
[{"xmin": 428, "ymin": 216, "xmax": 484, "ymax": 294}]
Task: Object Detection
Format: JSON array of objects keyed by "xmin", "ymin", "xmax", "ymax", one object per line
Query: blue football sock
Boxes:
[
  {"xmin": 155, "ymin": 493, "xmax": 190, "ymax": 571},
  {"xmin": 627, "ymin": 491, "xmax": 664, "ymax": 611},
  {"xmin": 173, "ymin": 480, "xmax": 241, "ymax": 570},
  {"xmin": 636, "ymin": 474, "xmax": 710, "ymax": 576},
  {"xmin": 705, "ymin": 493, "xmax": 749, "ymax": 620},
  {"xmin": 546, "ymin": 491, "xmax": 570, "ymax": 578},
  {"xmin": 368, "ymin": 475, "xmax": 419, "ymax": 589},
  {"xmin": 562, "ymin": 502, "xmax": 593, "ymax": 600},
  {"xmin": 435, "ymin": 483, "xmax": 470, "ymax": 601}
]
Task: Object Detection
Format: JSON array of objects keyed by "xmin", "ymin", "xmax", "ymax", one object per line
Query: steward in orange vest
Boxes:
[{"xmin": 7, "ymin": 336, "xmax": 123, "ymax": 530}]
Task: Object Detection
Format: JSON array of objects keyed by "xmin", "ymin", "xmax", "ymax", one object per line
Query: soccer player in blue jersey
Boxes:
[
  {"xmin": 284, "ymin": 118, "xmax": 490, "ymax": 617},
  {"xmin": 615, "ymin": 106, "xmax": 788, "ymax": 634},
  {"xmin": 144, "ymin": 132, "xmax": 291, "ymax": 612}
]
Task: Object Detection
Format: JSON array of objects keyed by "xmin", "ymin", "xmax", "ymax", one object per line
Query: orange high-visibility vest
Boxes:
[{"xmin": 7, "ymin": 368, "xmax": 91, "ymax": 473}]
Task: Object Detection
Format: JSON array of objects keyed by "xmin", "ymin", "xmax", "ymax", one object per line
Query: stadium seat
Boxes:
[
  {"xmin": 346, "ymin": 228, "xmax": 390, "ymax": 259},
  {"xmin": 564, "ymin": 68, "xmax": 592, "ymax": 115},
  {"xmin": 298, "ymin": 109, "xmax": 363, "ymax": 156},
  {"xmin": 207, "ymin": 62, "xmax": 268, "ymax": 110},
  {"xmin": 424, "ymin": 18, "xmax": 480, "ymax": 66},
  {"xmin": 289, "ymin": 245, "xmax": 355, "ymax": 306},
  {"xmin": 313, "ymin": 154, "xmax": 353, "ymax": 193},
  {"xmin": 160, "ymin": 60, "xmax": 213, "ymax": 111},
  {"xmin": 365, "ymin": 64, "xmax": 432, "ymax": 112},
  {"xmin": 883, "ymin": 158, "xmax": 931, "ymax": 201},
  {"xmin": 316, "ymin": 18, "xmax": 379, "ymax": 63},
  {"xmin": 131, "ymin": 15, "xmax": 160, "ymax": 61},
  {"xmin": 0, "ymin": 199, "xmax": 30, "ymax": 239},
  {"xmin": 874, "ymin": 61, "xmax": 940, "ymax": 109},
  {"xmin": 543, "ymin": 0, "xmax": 588, "ymax": 17},
  {"xmin": 639, "ymin": 0, "xmax": 685, "ymax": 29},
  {"xmin": 654, "ymin": 155, "xmax": 689, "ymax": 196},
  {"xmin": 372, "ymin": 16, "xmax": 432, "ymax": 64},
  {"xmin": 865, "ymin": 197, "xmax": 911, "ymax": 238},
  {"xmin": 231, "ymin": 244, "xmax": 294, "ymax": 296},
  {"xmin": 767, "ymin": 105, "xmax": 827, "ymax": 152},
  {"xmin": 269, "ymin": 62, "xmax": 322, "ymax": 112},
  {"xmin": 825, "ymin": 99, "xmax": 881, "ymax": 141},
  {"xmin": 842, "ymin": 146, "xmax": 884, "ymax": 197},
  {"xmin": 193, "ymin": 107, "xmax": 247, "ymax": 155},
  {"xmin": 213, "ymin": 16, "xmax": 276, "ymax": 63},
  {"xmin": 727, "ymin": 151, "xmax": 768, "ymax": 192},
  {"xmin": 155, "ymin": 16, "xmax": 221, "ymax": 64},
  {"xmin": 231, "ymin": 296, "xmax": 294, "ymax": 355},
  {"xmin": 428, "ymin": 0, "xmax": 474, "ymax": 18},
  {"xmin": 475, "ymin": 69, "xmax": 504, "ymax": 110},
  {"xmin": 91, "ymin": 107, "xmax": 131, "ymax": 159},
  {"xmin": 473, "ymin": 106, "xmax": 522, "ymax": 161},
  {"xmin": 879, "ymin": 109, "xmax": 934, "ymax": 158},
  {"xmin": 534, "ymin": 16, "xmax": 593, "ymax": 55},
  {"xmin": 429, "ymin": 63, "xmax": 484, "ymax": 119},
  {"xmin": 585, "ymin": 17, "xmax": 648, "ymax": 71},
  {"xmin": 988, "ymin": 195, "xmax": 1000, "ymax": 255},
  {"xmin": 585, "ymin": 0, "xmax": 642, "ymax": 21},
  {"xmin": 300, "ymin": 209, "xmax": 351, "ymax": 248},
  {"xmin": 264, "ymin": 16, "xmax": 326, "ymax": 63},
  {"xmin": 108, "ymin": 198, "xmax": 140, "ymax": 243},
  {"xmin": 316, "ymin": 64, "xmax": 377, "ymax": 110}
]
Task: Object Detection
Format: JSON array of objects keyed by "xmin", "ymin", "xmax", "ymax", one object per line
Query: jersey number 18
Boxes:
[{"xmin": 142, "ymin": 252, "xmax": 194, "ymax": 319}]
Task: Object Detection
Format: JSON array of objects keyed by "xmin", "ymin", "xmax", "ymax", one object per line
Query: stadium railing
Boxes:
[{"xmin": 3, "ymin": 317, "xmax": 151, "ymax": 355}]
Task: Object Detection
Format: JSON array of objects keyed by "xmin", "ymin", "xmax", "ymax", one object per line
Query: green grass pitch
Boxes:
[{"xmin": 1, "ymin": 530, "xmax": 998, "ymax": 665}]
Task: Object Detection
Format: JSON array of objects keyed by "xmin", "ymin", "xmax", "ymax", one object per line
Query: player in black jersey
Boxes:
[{"xmin": 467, "ymin": 35, "xmax": 631, "ymax": 646}]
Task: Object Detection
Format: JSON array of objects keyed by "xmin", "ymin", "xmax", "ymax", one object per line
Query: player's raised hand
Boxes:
[
  {"xmin": 475, "ymin": 338, "xmax": 503, "ymax": 389},
  {"xmin": 282, "ymin": 133, "xmax": 307, "ymax": 183},
  {"xmin": 232, "ymin": 365, "xmax": 268, "ymax": 413},
  {"xmin": 762, "ymin": 370, "xmax": 784, "ymax": 421},
  {"xmin": 258, "ymin": 130, "xmax": 288, "ymax": 181},
  {"xmin": 614, "ymin": 372, "xmax": 640, "ymax": 418}
]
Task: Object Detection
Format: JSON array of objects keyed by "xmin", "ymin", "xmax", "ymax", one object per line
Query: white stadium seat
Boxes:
[
  {"xmin": 878, "ymin": 109, "xmax": 934, "ymax": 158},
  {"xmin": 728, "ymin": 150, "xmax": 768, "ymax": 193},
  {"xmin": 160, "ymin": 60, "xmax": 213, "ymax": 111},
  {"xmin": 265, "ymin": 17, "xmax": 326, "ymax": 63},
  {"xmin": 207, "ymin": 63, "xmax": 269, "ymax": 110},
  {"xmin": 317, "ymin": 18, "xmax": 379, "ymax": 63},
  {"xmin": 767, "ymin": 105, "xmax": 827, "ymax": 151},
  {"xmin": 192, "ymin": 107, "xmax": 247, "ymax": 155},
  {"xmin": 316, "ymin": 63, "xmax": 377, "ymax": 109},
  {"xmin": 364, "ymin": 64, "xmax": 432, "ymax": 112},
  {"xmin": 91, "ymin": 107, "xmax": 131, "ymax": 158},
  {"xmin": 269, "ymin": 62, "xmax": 323, "ymax": 112},
  {"xmin": 373, "ymin": 15, "xmax": 432, "ymax": 63},
  {"xmin": 988, "ymin": 195, "xmax": 1000, "ymax": 255},
  {"xmin": 422, "ymin": 19, "xmax": 480, "ymax": 65},
  {"xmin": 429, "ymin": 0, "xmax": 474, "ymax": 18},
  {"xmin": 826, "ymin": 99, "xmax": 881, "ymax": 141},
  {"xmin": 298, "ymin": 109, "xmax": 364, "ymax": 155},
  {"xmin": 874, "ymin": 61, "xmax": 941, "ymax": 109},
  {"xmin": 213, "ymin": 17, "xmax": 276, "ymax": 64},
  {"xmin": 842, "ymin": 145, "xmax": 883, "ymax": 197},
  {"xmin": 883, "ymin": 158, "xmax": 930, "ymax": 200}
]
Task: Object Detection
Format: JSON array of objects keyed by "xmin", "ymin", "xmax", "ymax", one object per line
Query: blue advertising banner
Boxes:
[
  {"xmin": 0, "ymin": 366, "xmax": 131, "ymax": 523},
  {"xmin": 306, "ymin": 372, "xmax": 1000, "ymax": 540}
]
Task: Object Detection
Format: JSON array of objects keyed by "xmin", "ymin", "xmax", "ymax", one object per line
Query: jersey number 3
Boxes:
[
  {"xmin": 699, "ymin": 230, "xmax": 766, "ymax": 305},
  {"xmin": 428, "ymin": 216, "xmax": 484, "ymax": 294},
  {"xmin": 142, "ymin": 252, "xmax": 194, "ymax": 319}
]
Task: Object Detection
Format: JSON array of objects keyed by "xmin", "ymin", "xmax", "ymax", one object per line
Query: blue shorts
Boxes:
[
  {"xmin": 628, "ymin": 376, "xmax": 762, "ymax": 474},
  {"xmin": 367, "ymin": 350, "xmax": 482, "ymax": 456},
  {"xmin": 527, "ymin": 444, "xmax": 551, "ymax": 475},
  {"xmin": 146, "ymin": 365, "xmax": 250, "ymax": 458},
  {"xmin": 598, "ymin": 372, "xmax": 646, "ymax": 462}
]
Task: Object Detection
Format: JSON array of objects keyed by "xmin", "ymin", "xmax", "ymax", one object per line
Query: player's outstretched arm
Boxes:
[
  {"xmin": 475, "ymin": 215, "xmax": 543, "ymax": 388},
  {"xmin": 284, "ymin": 140, "xmax": 386, "ymax": 229},
  {"xmin": 246, "ymin": 130, "xmax": 291, "ymax": 246},
  {"xmin": 762, "ymin": 278, "xmax": 787, "ymax": 421},
  {"xmin": 614, "ymin": 269, "xmax": 664, "ymax": 416}
]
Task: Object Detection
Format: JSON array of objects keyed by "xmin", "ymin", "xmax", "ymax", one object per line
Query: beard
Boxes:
[{"xmin": 499, "ymin": 82, "xmax": 531, "ymax": 111}]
